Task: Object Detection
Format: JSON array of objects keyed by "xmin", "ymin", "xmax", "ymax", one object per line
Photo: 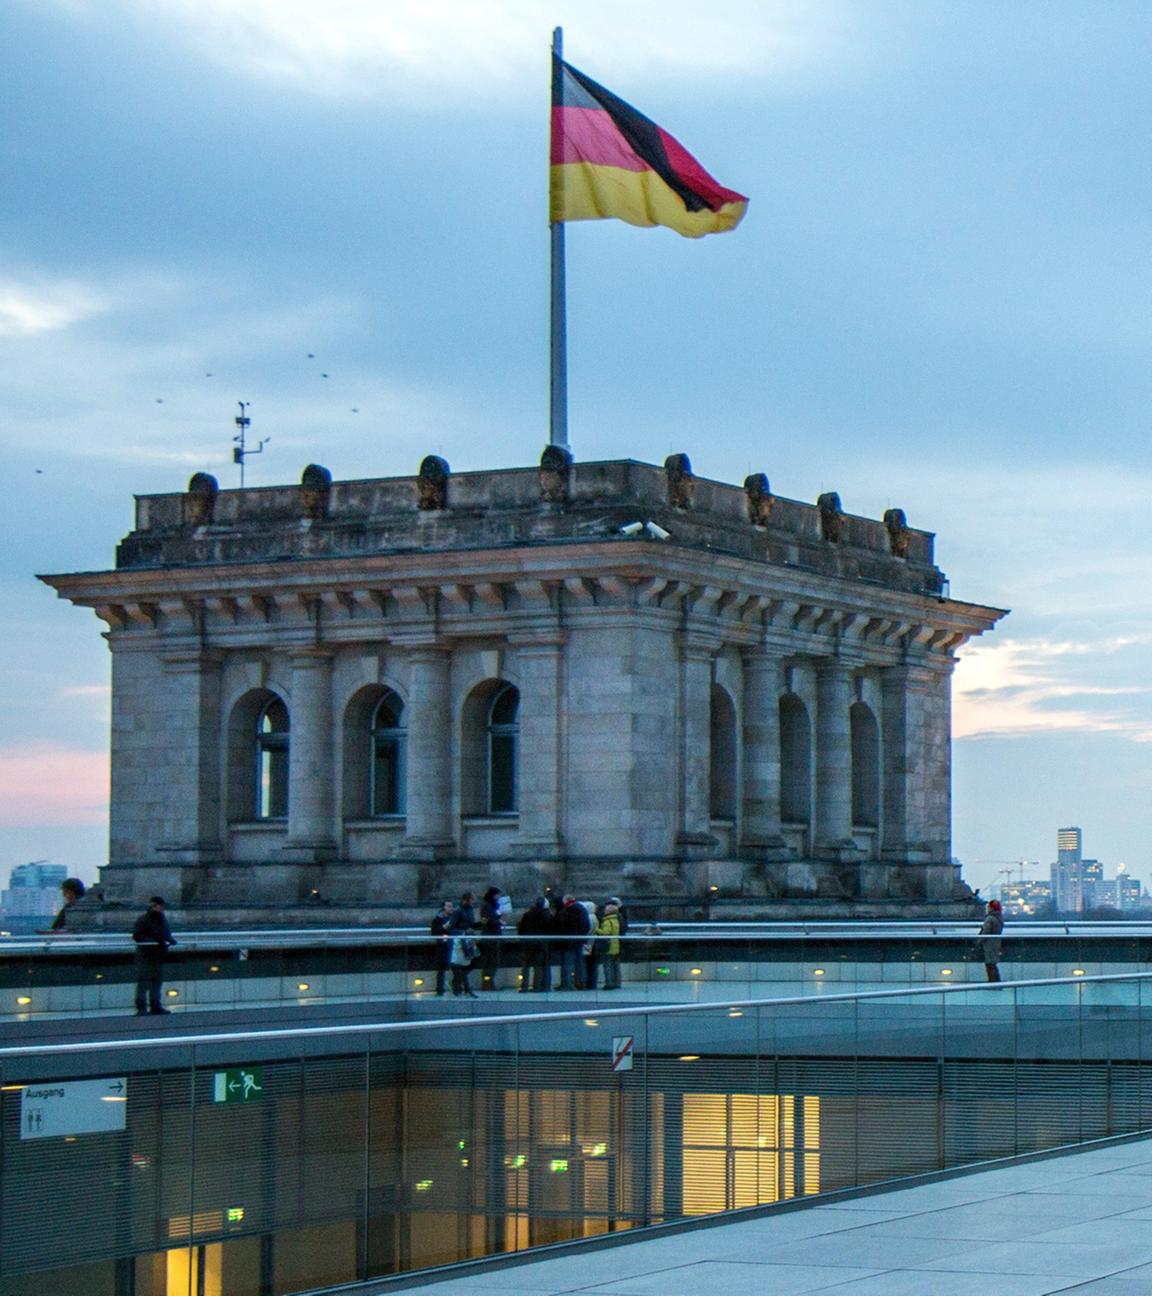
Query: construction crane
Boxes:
[{"xmin": 974, "ymin": 859, "xmax": 1036, "ymax": 884}]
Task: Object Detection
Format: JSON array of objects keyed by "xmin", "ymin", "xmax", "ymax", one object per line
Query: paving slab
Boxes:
[{"xmin": 390, "ymin": 1135, "xmax": 1152, "ymax": 1296}]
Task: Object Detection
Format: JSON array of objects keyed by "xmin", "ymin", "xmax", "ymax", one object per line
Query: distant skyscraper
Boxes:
[
  {"xmin": 1052, "ymin": 827, "xmax": 1086, "ymax": 912},
  {"xmin": 1057, "ymin": 827, "xmax": 1082, "ymax": 864},
  {"xmin": 1117, "ymin": 869, "xmax": 1145, "ymax": 913},
  {"xmin": 1, "ymin": 862, "xmax": 68, "ymax": 920}
]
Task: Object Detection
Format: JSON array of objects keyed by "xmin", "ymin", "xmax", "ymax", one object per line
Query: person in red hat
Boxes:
[{"xmin": 978, "ymin": 899, "xmax": 1005, "ymax": 982}]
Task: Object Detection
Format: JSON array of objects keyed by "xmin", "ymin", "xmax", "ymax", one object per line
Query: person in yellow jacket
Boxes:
[{"xmin": 596, "ymin": 902, "xmax": 623, "ymax": 990}]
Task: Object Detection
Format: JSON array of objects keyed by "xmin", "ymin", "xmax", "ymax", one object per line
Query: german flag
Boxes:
[{"xmin": 550, "ymin": 56, "xmax": 748, "ymax": 239}]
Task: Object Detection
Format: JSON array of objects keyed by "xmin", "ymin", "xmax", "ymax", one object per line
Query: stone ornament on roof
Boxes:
[
  {"xmin": 817, "ymin": 492, "xmax": 844, "ymax": 543},
  {"xmin": 665, "ymin": 453, "xmax": 695, "ymax": 510},
  {"xmin": 417, "ymin": 456, "xmax": 450, "ymax": 511},
  {"xmin": 539, "ymin": 444, "xmax": 573, "ymax": 505},
  {"xmin": 300, "ymin": 464, "xmax": 333, "ymax": 521},
  {"xmin": 884, "ymin": 508, "xmax": 911, "ymax": 559},
  {"xmin": 744, "ymin": 473, "xmax": 773, "ymax": 527},
  {"xmin": 183, "ymin": 472, "xmax": 218, "ymax": 526}
]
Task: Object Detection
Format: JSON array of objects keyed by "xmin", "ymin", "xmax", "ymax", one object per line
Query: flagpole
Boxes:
[{"xmin": 549, "ymin": 26, "xmax": 568, "ymax": 449}]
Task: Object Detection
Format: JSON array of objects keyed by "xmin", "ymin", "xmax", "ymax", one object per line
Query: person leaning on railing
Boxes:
[{"xmin": 132, "ymin": 896, "xmax": 177, "ymax": 1015}]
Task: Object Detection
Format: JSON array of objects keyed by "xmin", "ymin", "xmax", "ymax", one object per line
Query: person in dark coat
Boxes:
[
  {"xmin": 49, "ymin": 878, "xmax": 85, "ymax": 932},
  {"xmin": 451, "ymin": 892, "xmax": 477, "ymax": 931},
  {"xmin": 132, "ymin": 896, "xmax": 176, "ymax": 1015},
  {"xmin": 553, "ymin": 895, "xmax": 588, "ymax": 990},
  {"xmin": 517, "ymin": 897, "xmax": 552, "ymax": 992},
  {"xmin": 430, "ymin": 900, "xmax": 455, "ymax": 995},
  {"xmin": 978, "ymin": 899, "xmax": 1005, "ymax": 982},
  {"xmin": 478, "ymin": 886, "xmax": 505, "ymax": 990}
]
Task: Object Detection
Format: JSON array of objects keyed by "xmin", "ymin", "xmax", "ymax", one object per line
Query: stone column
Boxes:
[
  {"xmin": 880, "ymin": 667, "xmax": 911, "ymax": 860},
  {"xmin": 511, "ymin": 638, "xmax": 564, "ymax": 858},
  {"xmin": 398, "ymin": 645, "xmax": 455, "ymax": 858},
  {"xmin": 282, "ymin": 648, "xmax": 337, "ymax": 860},
  {"xmin": 814, "ymin": 658, "xmax": 858, "ymax": 858},
  {"xmin": 739, "ymin": 648, "xmax": 788, "ymax": 858},
  {"xmin": 156, "ymin": 651, "xmax": 224, "ymax": 862},
  {"xmin": 677, "ymin": 636, "xmax": 717, "ymax": 853}
]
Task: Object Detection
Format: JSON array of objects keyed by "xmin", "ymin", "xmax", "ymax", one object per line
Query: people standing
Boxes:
[
  {"xmin": 608, "ymin": 896, "xmax": 629, "ymax": 937},
  {"xmin": 518, "ymin": 897, "xmax": 552, "ymax": 992},
  {"xmin": 553, "ymin": 895, "xmax": 586, "ymax": 990},
  {"xmin": 597, "ymin": 901, "xmax": 623, "ymax": 989},
  {"xmin": 132, "ymin": 896, "xmax": 177, "ymax": 1015},
  {"xmin": 453, "ymin": 892, "xmax": 477, "ymax": 931},
  {"xmin": 580, "ymin": 900, "xmax": 600, "ymax": 990},
  {"xmin": 479, "ymin": 886, "xmax": 505, "ymax": 990},
  {"xmin": 430, "ymin": 899, "xmax": 455, "ymax": 996},
  {"xmin": 978, "ymin": 899, "xmax": 1005, "ymax": 982},
  {"xmin": 49, "ymin": 878, "xmax": 85, "ymax": 932},
  {"xmin": 450, "ymin": 928, "xmax": 479, "ymax": 998}
]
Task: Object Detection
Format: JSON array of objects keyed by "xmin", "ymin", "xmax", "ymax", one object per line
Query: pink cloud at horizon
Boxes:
[{"xmin": 0, "ymin": 743, "xmax": 109, "ymax": 827}]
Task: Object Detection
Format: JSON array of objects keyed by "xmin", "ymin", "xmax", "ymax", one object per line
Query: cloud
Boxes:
[
  {"xmin": 0, "ymin": 744, "xmax": 108, "ymax": 827},
  {"xmin": 0, "ymin": 272, "xmax": 470, "ymax": 479},
  {"xmin": 0, "ymin": 278, "xmax": 105, "ymax": 337},
  {"xmin": 42, "ymin": 0, "xmax": 851, "ymax": 100},
  {"xmin": 954, "ymin": 635, "xmax": 1152, "ymax": 742}
]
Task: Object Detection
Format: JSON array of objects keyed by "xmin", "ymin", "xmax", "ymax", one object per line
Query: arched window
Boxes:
[
  {"xmin": 371, "ymin": 691, "xmax": 406, "ymax": 817},
  {"xmin": 850, "ymin": 701, "xmax": 880, "ymax": 828},
  {"xmin": 779, "ymin": 694, "xmax": 811, "ymax": 824},
  {"xmin": 487, "ymin": 685, "xmax": 519, "ymax": 814},
  {"xmin": 256, "ymin": 698, "xmax": 289, "ymax": 819},
  {"xmin": 710, "ymin": 684, "xmax": 737, "ymax": 819}
]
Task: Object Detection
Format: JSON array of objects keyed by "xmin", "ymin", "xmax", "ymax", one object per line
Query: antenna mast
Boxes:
[{"xmin": 232, "ymin": 401, "xmax": 269, "ymax": 487}]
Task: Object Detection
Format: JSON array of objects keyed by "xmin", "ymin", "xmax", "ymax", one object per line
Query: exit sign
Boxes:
[{"xmin": 212, "ymin": 1068, "xmax": 263, "ymax": 1103}]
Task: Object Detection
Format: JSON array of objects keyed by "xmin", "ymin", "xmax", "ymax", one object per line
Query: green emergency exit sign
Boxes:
[{"xmin": 212, "ymin": 1068, "xmax": 263, "ymax": 1103}]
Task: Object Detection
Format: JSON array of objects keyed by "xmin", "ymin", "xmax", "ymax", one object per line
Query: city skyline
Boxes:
[{"xmin": 3, "ymin": 2, "xmax": 1150, "ymax": 900}]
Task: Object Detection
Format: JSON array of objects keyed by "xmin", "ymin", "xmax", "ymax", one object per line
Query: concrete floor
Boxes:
[{"xmin": 392, "ymin": 1137, "xmax": 1152, "ymax": 1296}]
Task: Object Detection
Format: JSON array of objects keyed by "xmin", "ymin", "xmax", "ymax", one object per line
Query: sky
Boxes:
[{"xmin": 1, "ymin": 0, "xmax": 1150, "ymax": 898}]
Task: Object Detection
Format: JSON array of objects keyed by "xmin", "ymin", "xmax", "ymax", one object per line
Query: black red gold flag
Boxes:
[{"xmin": 550, "ymin": 56, "xmax": 748, "ymax": 238}]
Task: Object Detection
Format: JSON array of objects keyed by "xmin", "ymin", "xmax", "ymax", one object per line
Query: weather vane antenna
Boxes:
[{"xmin": 232, "ymin": 401, "xmax": 270, "ymax": 488}]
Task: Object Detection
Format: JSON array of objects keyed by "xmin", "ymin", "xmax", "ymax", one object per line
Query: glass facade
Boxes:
[{"xmin": 3, "ymin": 975, "xmax": 1152, "ymax": 1294}]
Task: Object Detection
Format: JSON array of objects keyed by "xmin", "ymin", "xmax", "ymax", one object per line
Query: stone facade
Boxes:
[{"xmin": 42, "ymin": 453, "xmax": 1006, "ymax": 923}]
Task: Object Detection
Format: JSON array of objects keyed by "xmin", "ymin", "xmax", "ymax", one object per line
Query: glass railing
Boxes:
[
  {"xmin": 1, "ymin": 972, "xmax": 1150, "ymax": 1294},
  {"xmin": 3, "ymin": 924, "xmax": 1152, "ymax": 1020}
]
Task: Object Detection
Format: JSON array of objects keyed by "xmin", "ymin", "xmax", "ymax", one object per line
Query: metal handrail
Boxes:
[
  {"xmin": 4, "ymin": 921, "xmax": 1152, "ymax": 954},
  {"xmin": 4, "ymin": 969, "xmax": 1146, "ymax": 1061}
]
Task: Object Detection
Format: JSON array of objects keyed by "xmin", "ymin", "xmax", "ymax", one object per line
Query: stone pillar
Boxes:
[
  {"xmin": 511, "ymin": 638, "xmax": 564, "ymax": 858},
  {"xmin": 814, "ymin": 659, "xmax": 859, "ymax": 858},
  {"xmin": 282, "ymin": 648, "xmax": 337, "ymax": 860},
  {"xmin": 881, "ymin": 663, "xmax": 953, "ymax": 863},
  {"xmin": 398, "ymin": 645, "xmax": 455, "ymax": 858},
  {"xmin": 880, "ymin": 667, "xmax": 912, "ymax": 860},
  {"xmin": 677, "ymin": 637, "xmax": 717, "ymax": 853},
  {"xmin": 157, "ymin": 651, "xmax": 225, "ymax": 863},
  {"xmin": 739, "ymin": 649, "xmax": 788, "ymax": 858},
  {"xmin": 920, "ymin": 665, "xmax": 954, "ymax": 865}
]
